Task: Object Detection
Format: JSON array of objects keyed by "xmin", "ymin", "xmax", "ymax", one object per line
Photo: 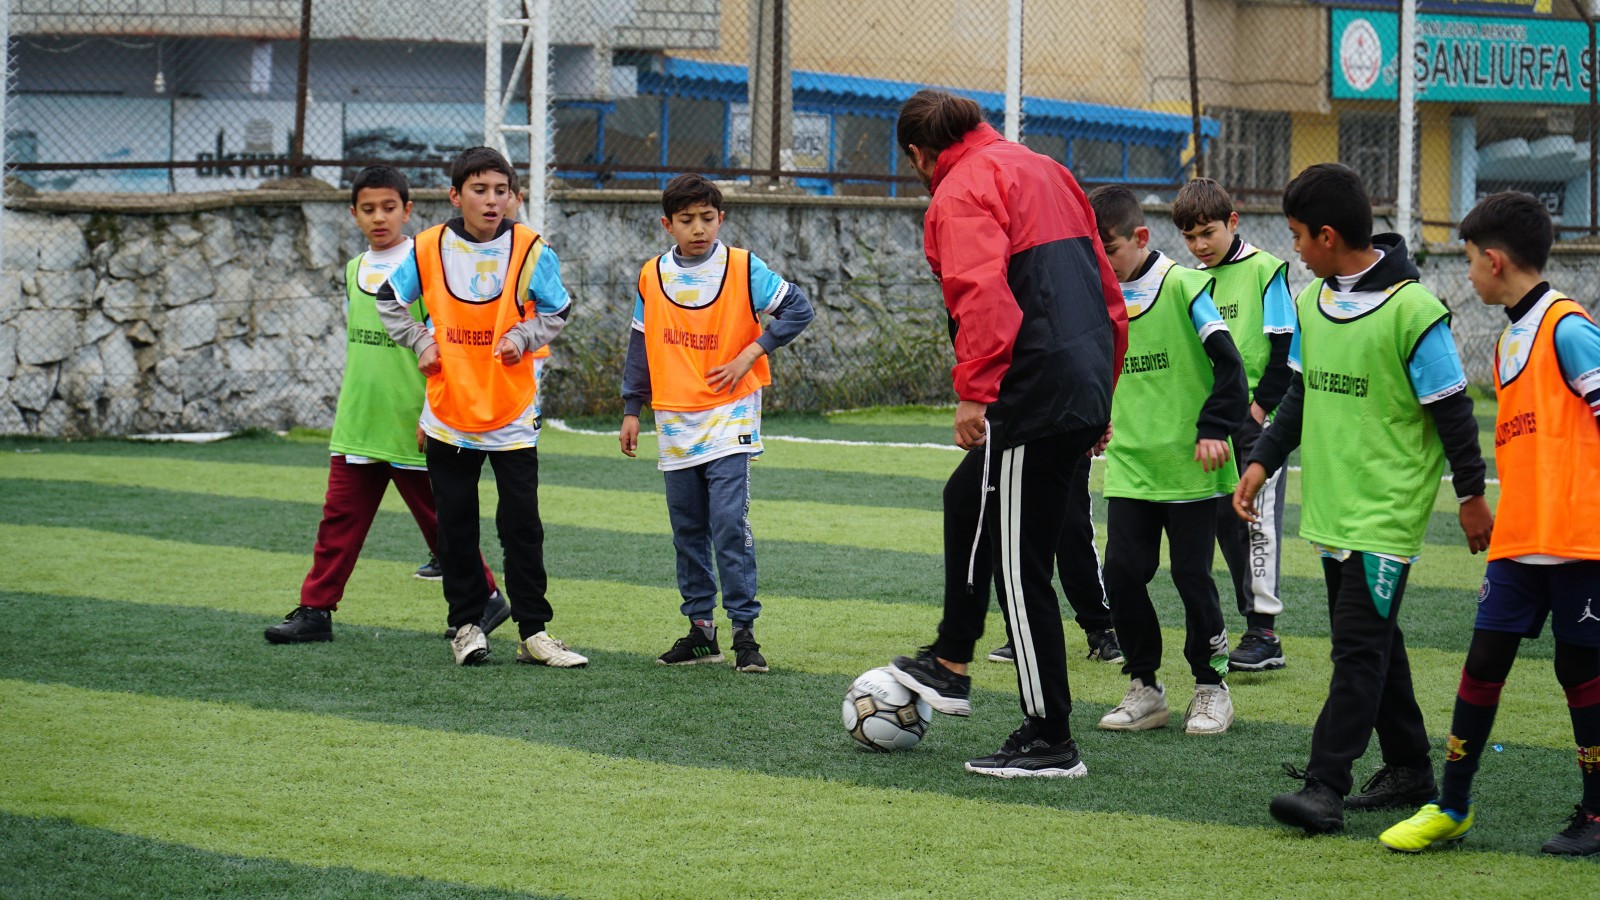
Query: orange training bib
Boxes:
[{"xmin": 639, "ymin": 247, "xmax": 771, "ymax": 412}]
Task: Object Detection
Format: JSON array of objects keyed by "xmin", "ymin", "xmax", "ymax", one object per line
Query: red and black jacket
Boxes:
[{"xmin": 924, "ymin": 123, "xmax": 1128, "ymax": 448}]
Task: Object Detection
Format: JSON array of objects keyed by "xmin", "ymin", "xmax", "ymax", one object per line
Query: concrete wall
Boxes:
[{"xmin": 1, "ymin": 188, "xmax": 1591, "ymax": 437}]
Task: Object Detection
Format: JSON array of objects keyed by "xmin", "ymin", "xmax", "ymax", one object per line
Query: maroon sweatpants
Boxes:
[{"xmin": 300, "ymin": 456, "xmax": 498, "ymax": 610}]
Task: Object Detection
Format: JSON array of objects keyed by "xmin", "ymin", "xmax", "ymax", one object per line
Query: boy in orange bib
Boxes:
[
  {"xmin": 377, "ymin": 147, "xmax": 587, "ymax": 670},
  {"xmin": 618, "ymin": 174, "xmax": 814, "ymax": 673},
  {"xmin": 1380, "ymin": 192, "xmax": 1600, "ymax": 856}
]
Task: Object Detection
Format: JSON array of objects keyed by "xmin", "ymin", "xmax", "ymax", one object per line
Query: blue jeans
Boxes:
[{"xmin": 663, "ymin": 452, "xmax": 759, "ymax": 625}]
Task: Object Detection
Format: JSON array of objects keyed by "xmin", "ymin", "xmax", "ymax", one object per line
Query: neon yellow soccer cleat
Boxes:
[{"xmin": 1380, "ymin": 803, "xmax": 1474, "ymax": 852}]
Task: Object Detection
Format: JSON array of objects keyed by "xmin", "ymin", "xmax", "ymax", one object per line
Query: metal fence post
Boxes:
[{"xmin": 291, "ymin": 0, "xmax": 313, "ymax": 176}]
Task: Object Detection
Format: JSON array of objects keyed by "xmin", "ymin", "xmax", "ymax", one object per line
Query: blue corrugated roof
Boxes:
[{"xmin": 650, "ymin": 57, "xmax": 1217, "ymax": 141}]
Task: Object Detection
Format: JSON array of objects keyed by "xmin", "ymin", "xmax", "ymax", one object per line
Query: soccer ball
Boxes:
[{"xmin": 842, "ymin": 666, "xmax": 932, "ymax": 752}]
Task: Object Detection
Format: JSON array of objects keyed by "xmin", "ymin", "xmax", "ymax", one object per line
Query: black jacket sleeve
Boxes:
[
  {"xmin": 1247, "ymin": 372, "xmax": 1305, "ymax": 476},
  {"xmin": 1426, "ymin": 390, "xmax": 1487, "ymax": 500},
  {"xmin": 1252, "ymin": 332, "xmax": 1294, "ymax": 413},
  {"xmin": 1198, "ymin": 330, "xmax": 1250, "ymax": 442}
]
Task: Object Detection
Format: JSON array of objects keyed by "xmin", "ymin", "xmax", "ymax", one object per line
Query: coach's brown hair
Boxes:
[
  {"xmin": 896, "ymin": 89, "xmax": 983, "ymax": 156},
  {"xmin": 1171, "ymin": 177, "xmax": 1235, "ymax": 231}
]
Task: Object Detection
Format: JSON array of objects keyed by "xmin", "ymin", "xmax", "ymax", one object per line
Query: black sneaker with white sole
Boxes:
[
  {"xmin": 732, "ymin": 626, "xmax": 768, "ymax": 673},
  {"xmin": 1229, "ymin": 627, "xmax": 1286, "ymax": 671},
  {"xmin": 657, "ymin": 624, "xmax": 724, "ymax": 665},
  {"xmin": 987, "ymin": 642, "xmax": 1015, "ymax": 663},
  {"xmin": 965, "ymin": 721, "xmax": 1087, "ymax": 778},
  {"xmin": 414, "ymin": 555, "xmax": 443, "ymax": 581},
  {"xmin": 1086, "ymin": 628, "xmax": 1124, "ymax": 663},
  {"xmin": 443, "ymin": 590, "xmax": 511, "ymax": 640},
  {"xmin": 889, "ymin": 647, "xmax": 972, "ymax": 716}
]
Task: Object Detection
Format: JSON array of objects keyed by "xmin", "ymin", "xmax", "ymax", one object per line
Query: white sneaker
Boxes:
[
  {"xmin": 1184, "ymin": 683, "xmax": 1234, "ymax": 735},
  {"xmin": 517, "ymin": 631, "xmax": 588, "ymax": 668},
  {"xmin": 1097, "ymin": 677, "xmax": 1170, "ymax": 731},
  {"xmin": 450, "ymin": 622, "xmax": 490, "ymax": 666}
]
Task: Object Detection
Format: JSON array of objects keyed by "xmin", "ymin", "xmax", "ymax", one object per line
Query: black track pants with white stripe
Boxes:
[{"xmin": 934, "ymin": 426, "xmax": 1102, "ymax": 741}]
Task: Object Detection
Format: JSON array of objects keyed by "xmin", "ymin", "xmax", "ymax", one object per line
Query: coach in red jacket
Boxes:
[{"xmin": 888, "ymin": 89, "xmax": 1128, "ymax": 778}]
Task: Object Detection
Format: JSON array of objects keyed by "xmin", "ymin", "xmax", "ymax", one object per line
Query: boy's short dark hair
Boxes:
[
  {"xmin": 662, "ymin": 173, "xmax": 723, "ymax": 218},
  {"xmin": 1282, "ymin": 163, "xmax": 1372, "ymax": 249},
  {"xmin": 1458, "ymin": 191, "xmax": 1552, "ymax": 272},
  {"xmin": 1087, "ymin": 185, "xmax": 1144, "ymax": 243},
  {"xmin": 1172, "ymin": 177, "xmax": 1234, "ymax": 231},
  {"xmin": 351, "ymin": 165, "xmax": 410, "ymax": 206},
  {"xmin": 450, "ymin": 146, "xmax": 515, "ymax": 191}
]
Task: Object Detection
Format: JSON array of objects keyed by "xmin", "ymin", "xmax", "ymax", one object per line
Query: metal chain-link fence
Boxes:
[{"xmin": 6, "ymin": 0, "xmax": 1600, "ymax": 436}]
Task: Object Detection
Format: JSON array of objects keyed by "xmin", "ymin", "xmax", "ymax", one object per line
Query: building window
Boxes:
[
  {"xmin": 604, "ymin": 96, "xmax": 661, "ymax": 168},
  {"xmin": 1021, "ymin": 132, "xmax": 1067, "ymax": 163},
  {"xmin": 1128, "ymin": 142, "xmax": 1175, "ymax": 182},
  {"xmin": 553, "ymin": 106, "xmax": 600, "ymax": 167},
  {"xmin": 1213, "ymin": 107, "xmax": 1290, "ymax": 195},
  {"xmin": 1071, "ymin": 138, "xmax": 1123, "ymax": 179},
  {"xmin": 1339, "ymin": 111, "xmax": 1398, "ymax": 203},
  {"xmin": 835, "ymin": 114, "xmax": 892, "ymax": 175},
  {"xmin": 665, "ymin": 97, "xmax": 725, "ymax": 169}
]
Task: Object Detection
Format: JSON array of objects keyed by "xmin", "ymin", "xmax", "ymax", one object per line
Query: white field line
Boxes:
[{"xmin": 542, "ymin": 419, "xmax": 1499, "ymax": 484}]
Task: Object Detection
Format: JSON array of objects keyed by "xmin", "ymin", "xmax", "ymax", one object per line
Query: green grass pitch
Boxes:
[{"xmin": 3, "ymin": 399, "xmax": 1598, "ymax": 897}]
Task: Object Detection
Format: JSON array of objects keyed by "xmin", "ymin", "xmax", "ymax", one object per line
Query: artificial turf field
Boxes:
[{"xmin": 3, "ymin": 400, "xmax": 1598, "ymax": 898}]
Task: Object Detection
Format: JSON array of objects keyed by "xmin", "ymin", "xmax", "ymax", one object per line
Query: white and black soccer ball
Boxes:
[{"xmin": 842, "ymin": 666, "xmax": 932, "ymax": 752}]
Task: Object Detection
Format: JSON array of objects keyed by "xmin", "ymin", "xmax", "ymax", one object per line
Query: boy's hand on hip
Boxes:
[
  {"xmin": 1459, "ymin": 495, "xmax": 1494, "ymax": 554},
  {"xmin": 619, "ymin": 415, "xmax": 640, "ymax": 458},
  {"xmin": 1233, "ymin": 462, "xmax": 1267, "ymax": 523},
  {"xmin": 954, "ymin": 400, "xmax": 988, "ymax": 450},
  {"xmin": 417, "ymin": 344, "xmax": 441, "ymax": 377},
  {"xmin": 707, "ymin": 344, "xmax": 765, "ymax": 393},
  {"xmin": 1250, "ymin": 402, "xmax": 1267, "ymax": 425},
  {"xmin": 416, "ymin": 425, "xmax": 426, "ymax": 453},
  {"xmin": 495, "ymin": 337, "xmax": 523, "ymax": 367},
  {"xmin": 1195, "ymin": 438, "xmax": 1231, "ymax": 472}
]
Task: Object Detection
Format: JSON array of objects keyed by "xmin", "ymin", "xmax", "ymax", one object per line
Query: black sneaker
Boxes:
[
  {"xmin": 964, "ymin": 721, "xmax": 1087, "ymax": 778},
  {"xmin": 1542, "ymin": 806, "xmax": 1600, "ymax": 856},
  {"xmin": 1346, "ymin": 763, "xmax": 1436, "ymax": 811},
  {"xmin": 264, "ymin": 606, "xmax": 332, "ymax": 644},
  {"xmin": 1270, "ymin": 765, "xmax": 1345, "ymax": 834},
  {"xmin": 443, "ymin": 590, "xmax": 511, "ymax": 640},
  {"xmin": 414, "ymin": 555, "xmax": 443, "ymax": 581},
  {"xmin": 657, "ymin": 625, "xmax": 724, "ymax": 666},
  {"xmin": 889, "ymin": 647, "xmax": 972, "ymax": 717},
  {"xmin": 1229, "ymin": 627, "xmax": 1286, "ymax": 671},
  {"xmin": 1086, "ymin": 628, "xmax": 1124, "ymax": 663},
  {"xmin": 732, "ymin": 626, "xmax": 768, "ymax": 673},
  {"xmin": 987, "ymin": 642, "xmax": 1015, "ymax": 663}
]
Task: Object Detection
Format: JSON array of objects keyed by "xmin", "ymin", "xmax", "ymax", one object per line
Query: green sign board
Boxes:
[{"xmin": 1330, "ymin": 9, "xmax": 1600, "ymax": 103}]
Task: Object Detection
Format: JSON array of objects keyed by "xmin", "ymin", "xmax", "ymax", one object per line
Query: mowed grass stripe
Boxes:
[
  {"xmin": 3, "ymin": 680, "xmax": 1589, "ymax": 895},
  {"xmin": 4, "ymin": 590, "xmax": 1588, "ymax": 850},
  {"xmin": 0, "ymin": 523, "xmax": 1577, "ymax": 749},
  {"xmin": 1, "ymin": 458, "xmax": 1503, "ymax": 592},
  {"xmin": 0, "ymin": 812, "xmax": 547, "ymax": 900}
]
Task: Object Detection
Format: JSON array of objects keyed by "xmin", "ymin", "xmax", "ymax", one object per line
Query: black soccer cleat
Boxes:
[
  {"xmin": 888, "ymin": 647, "xmax": 972, "ymax": 717},
  {"xmin": 264, "ymin": 606, "xmax": 333, "ymax": 644},
  {"xmin": 1346, "ymin": 763, "xmax": 1436, "ymax": 811},
  {"xmin": 1270, "ymin": 765, "xmax": 1345, "ymax": 834},
  {"xmin": 965, "ymin": 721, "xmax": 1086, "ymax": 778},
  {"xmin": 1542, "ymin": 806, "xmax": 1600, "ymax": 856}
]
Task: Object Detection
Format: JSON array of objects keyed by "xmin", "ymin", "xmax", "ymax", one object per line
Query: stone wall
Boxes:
[{"xmin": 3, "ymin": 188, "xmax": 1596, "ymax": 437}]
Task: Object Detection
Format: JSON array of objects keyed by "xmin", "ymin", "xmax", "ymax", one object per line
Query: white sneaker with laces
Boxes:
[
  {"xmin": 517, "ymin": 631, "xmax": 588, "ymax": 668},
  {"xmin": 450, "ymin": 622, "xmax": 490, "ymax": 666},
  {"xmin": 1184, "ymin": 683, "xmax": 1234, "ymax": 735},
  {"xmin": 1097, "ymin": 677, "xmax": 1170, "ymax": 731}
]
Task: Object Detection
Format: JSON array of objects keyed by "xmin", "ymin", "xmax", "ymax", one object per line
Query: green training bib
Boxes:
[{"xmin": 328, "ymin": 254, "xmax": 429, "ymax": 467}]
